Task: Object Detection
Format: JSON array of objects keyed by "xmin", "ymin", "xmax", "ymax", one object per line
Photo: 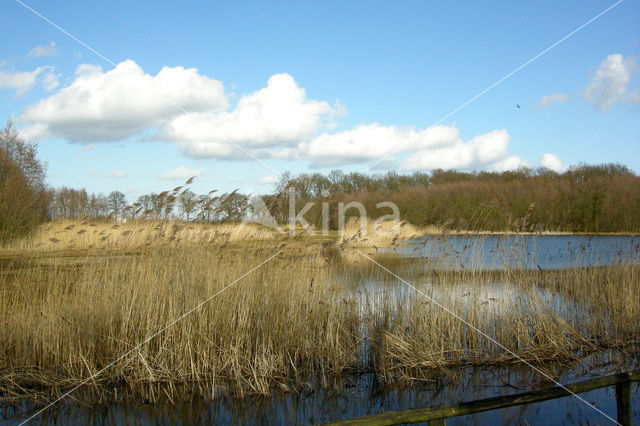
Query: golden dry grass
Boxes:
[
  {"xmin": 338, "ymin": 217, "xmax": 441, "ymax": 248},
  {"xmin": 0, "ymin": 238, "xmax": 359, "ymax": 402},
  {"xmin": 0, "ymin": 220, "xmax": 638, "ymax": 403},
  {"xmin": 4, "ymin": 219, "xmax": 276, "ymax": 252}
]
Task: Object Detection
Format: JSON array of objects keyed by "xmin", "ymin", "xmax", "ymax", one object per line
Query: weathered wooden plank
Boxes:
[{"xmin": 322, "ymin": 370, "xmax": 639, "ymax": 426}]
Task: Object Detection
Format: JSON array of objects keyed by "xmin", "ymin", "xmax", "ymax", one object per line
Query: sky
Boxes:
[{"xmin": 1, "ymin": 0, "xmax": 639, "ymax": 200}]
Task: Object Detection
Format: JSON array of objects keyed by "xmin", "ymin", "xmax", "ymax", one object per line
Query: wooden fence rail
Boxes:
[{"xmin": 322, "ymin": 370, "xmax": 639, "ymax": 426}]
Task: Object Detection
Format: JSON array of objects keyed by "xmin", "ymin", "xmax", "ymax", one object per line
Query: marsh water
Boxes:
[
  {"xmin": 3, "ymin": 235, "xmax": 639, "ymax": 425},
  {"xmin": 383, "ymin": 234, "xmax": 640, "ymax": 270}
]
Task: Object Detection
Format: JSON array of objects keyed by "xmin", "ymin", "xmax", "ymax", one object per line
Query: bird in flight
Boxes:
[{"xmin": 516, "ymin": 104, "xmax": 520, "ymax": 109}]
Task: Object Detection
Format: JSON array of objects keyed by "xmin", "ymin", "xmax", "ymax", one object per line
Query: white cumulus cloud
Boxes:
[
  {"xmin": 165, "ymin": 73, "xmax": 338, "ymax": 158},
  {"xmin": 400, "ymin": 129, "xmax": 524, "ymax": 171},
  {"xmin": 583, "ymin": 54, "xmax": 636, "ymax": 111},
  {"xmin": 15, "ymin": 60, "xmax": 531, "ymax": 172},
  {"xmin": 29, "ymin": 42, "xmax": 57, "ymax": 58},
  {"xmin": 158, "ymin": 166, "xmax": 206, "ymax": 180},
  {"xmin": 20, "ymin": 60, "xmax": 228, "ymax": 142},
  {"xmin": 297, "ymin": 124, "xmax": 459, "ymax": 167},
  {"xmin": 491, "ymin": 156, "xmax": 531, "ymax": 172},
  {"xmin": 538, "ymin": 153, "xmax": 566, "ymax": 173},
  {"xmin": 537, "ymin": 93, "xmax": 569, "ymax": 110}
]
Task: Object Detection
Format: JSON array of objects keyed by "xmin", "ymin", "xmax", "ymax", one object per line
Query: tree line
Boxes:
[
  {"xmin": 268, "ymin": 165, "xmax": 640, "ymax": 233},
  {"xmin": 48, "ymin": 187, "xmax": 251, "ymax": 223},
  {"xmin": 2, "ymin": 120, "xmax": 639, "ymax": 242}
]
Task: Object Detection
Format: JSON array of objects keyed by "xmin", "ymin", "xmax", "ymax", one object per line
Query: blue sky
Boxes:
[{"xmin": 1, "ymin": 0, "xmax": 638, "ymax": 200}]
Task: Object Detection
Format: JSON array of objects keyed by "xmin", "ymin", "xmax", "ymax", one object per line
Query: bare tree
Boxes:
[
  {"xmin": 107, "ymin": 191, "xmax": 126, "ymax": 218},
  {"xmin": 178, "ymin": 190, "xmax": 198, "ymax": 221}
]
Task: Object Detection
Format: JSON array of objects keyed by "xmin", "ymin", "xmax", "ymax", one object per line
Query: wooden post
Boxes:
[{"xmin": 616, "ymin": 380, "xmax": 631, "ymax": 426}]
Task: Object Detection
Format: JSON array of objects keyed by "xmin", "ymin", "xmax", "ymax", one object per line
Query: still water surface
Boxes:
[{"xmin": 384, "ymin": 234, "xmax": 640, "ymax": 270}]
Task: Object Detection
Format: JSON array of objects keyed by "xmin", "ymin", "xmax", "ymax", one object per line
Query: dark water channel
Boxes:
[{"xmin": 4, "ymin": 355, "xmax": 638, "ymax": 425}]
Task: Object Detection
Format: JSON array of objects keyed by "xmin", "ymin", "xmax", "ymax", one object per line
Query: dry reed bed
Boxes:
[
  {"xmin": 356, "ymin": 262, "xmax": 640, "ymax": 385},
  {"xmin": 338, "ymin": 217, "xmax": 434, "ymax": 248},
  {"xmin": 1, "ymin": 226, "xmax": 638, "ymax": 403},
  {"xmin": 4, "ymin": 219, "xmax": 276, "ymax": 253},
  {"xmin": 0, "ymin": 242, "xmax": 360, "ymax": 402}
]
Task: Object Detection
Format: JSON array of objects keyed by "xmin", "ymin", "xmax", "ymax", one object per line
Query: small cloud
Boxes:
[
  {"xmin": 82, "ymin": 144, "xmax": 95, "ymax": 151},
  {"xmin": 73, "ymin": 50, "xmax": 83, "ymax": 60},
  {"xmin": 107, "ymin": 170, "xmax": 128, "ymax": 178},
  {"xmin": 0, "ymin": 67, "xmax": 44, "ymax": 96},
  {"xmin": 490, "ymin": 156, "xmax": 531, "ymax": 172},
  {"xmin": 257, "ymin": 175, "xmax": 278, "ymax": 185},
  {"xmin": 28, "ymin": 41, "xmax": 56, "ymax": 58},
  {"xmin": 539, "ymin": 153, "xmax": 566, "ymax": 173},
  {"xmin": 158, "ymin": 165, "xmax": 206, "ymax": 180},
  {"xmin": 537, "ymin": 93, "xmax": 569, "ymax": 110},
  {"xmin": 88, "ymin": 169, "xmax": 98, "ymax": 176},
  {"xmin": 582, "ymin": 54, "xmax": 636, "ymax": 111}
]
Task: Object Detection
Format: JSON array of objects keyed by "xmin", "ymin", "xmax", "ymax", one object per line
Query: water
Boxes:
[
  {"xmin": 4, "ymin": 359, "xmax": 638, "ymax": 424},
  {"xmin": 2, "ymin": 235, "xmax": 639, "ymax": 425},
  {"xmin": 383, "ymin": 234, "xmax": 640, "ymax": 270}
]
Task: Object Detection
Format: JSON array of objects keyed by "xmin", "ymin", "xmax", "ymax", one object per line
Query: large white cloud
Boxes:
[
  {"xmin": 17, "ymin": 60, "xmax": 529, "ymax": 172},
  {"xmin": 400, "ymin": 129, "xmax": 522, "ymax": 171},
  {"xmin": 20, "ymin": 60, "xmax": 228, "ymax": 142},
  {"xmin": 164, "ymin": 73, "xmax": 337, "ymax": 158},
  {"xmin": 583, "ymin": 54, "xmax": 636, "ymax": 111},
  {"xmin": 297, "ymin": 124, "xmax": 459, "ymax": 167}
]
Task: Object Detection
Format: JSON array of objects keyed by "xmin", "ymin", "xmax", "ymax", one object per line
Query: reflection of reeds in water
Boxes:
[{"xmin": 0, "ymin": 227, "xmax": 638, "ymax": 403}]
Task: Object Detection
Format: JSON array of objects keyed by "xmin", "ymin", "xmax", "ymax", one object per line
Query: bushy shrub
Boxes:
[{"xmin": 0, "ymin": 122, "xmax": 50, "ymax": 242}]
